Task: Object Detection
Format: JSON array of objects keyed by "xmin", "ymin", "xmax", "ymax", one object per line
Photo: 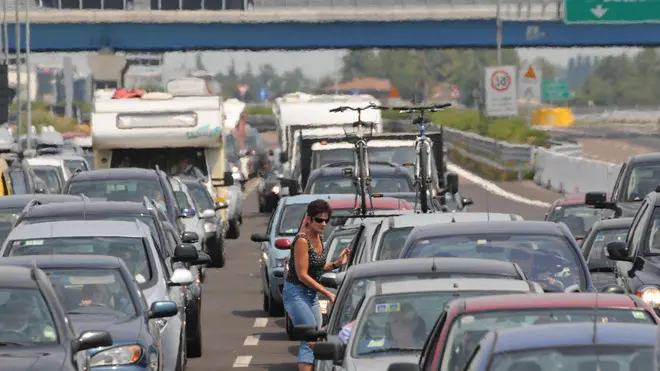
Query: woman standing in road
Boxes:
[{"xmin": 282, "ymin": 199, "xmax": 350, "ymax": 371}]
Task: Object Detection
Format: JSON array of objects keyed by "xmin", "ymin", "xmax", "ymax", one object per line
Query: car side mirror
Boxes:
[
  {"xmin": 279, "ymin": 151, "xmax": 288, "ymax": 164},
  {"xmin": 585, "ymin": 191, "xmax": 607, "ymax": 205},
  {"xmin": 181, "ymin": 231, "xmax": 199, "ymax": 244},
  {"xmin": 293, "ymin": 325, "xmax": 327, "ymax": 342},
  {"xmin": 200, "ymin": 209, "xmax": 216, "ymax": 219},
  {"xmin": 389, "ymin": 363, "xmax": 422, "ymax": 371},
  {"xmin": 251, "ymin": 233, "xmax": 269, "ymax": 242},
  {"xmin": 72, "ymin": 330, "xmax": 113, "ymax": 353},
  {"xmin": 602, "ymin": 284, "xmax": 626, "ymax": 294},
  {"xmin": 606, "ymin": 241, "xmax": 632, "ymax": 262},
  {"xmin": 461, "ymin": 197, "xmax": 473, "ymax": 206},
  {"xmin": 446, "ymin": 173, "xmax": 459, "ymax": 194},
  {"xmin": 168, "ymin": 267, "xmax": 195, "ymax": 286},
  {"xmin": 180, "ymin": 208, "xmax": 196, "ymax": 218},
  {"xmin": 215, "ymin": 202, "xmax": 228, "ymax": 210},
  {"xmin": 313, "ymin": 340, "xmax": 344, "ymax": 362},
  {"xmin": 148, "ymin": 301, "xmax": 178, "ymax": 319},
  {"xmin": 35, "ymin": 187, "xmax": 47, "ymax": 194},
  {"xmin": 190, "ymin": 251, "xmax": 212, "ymax": 266},
  {"xmin": 224, "ymin": 171, "xmax": 235, "ymax": 187},
  {"xmin": 320, "ymin": 272, "xmax": 338, "ymax": 289},
  {"xmin": 173, "ymin": 243, "xmax": 199, "ymax": 263}
]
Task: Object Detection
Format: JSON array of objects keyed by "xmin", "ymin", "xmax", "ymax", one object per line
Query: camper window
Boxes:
[
  {"xmin": 9, "ymin": 170, "xmax": 28, "ymax": 194},
  {"xmin": 64, "ymin": 159, "xmax": 88, "ymax": 174},
  {"xmin": 110, "ymin": 148, "xmax": 208, "ymax": 178}
]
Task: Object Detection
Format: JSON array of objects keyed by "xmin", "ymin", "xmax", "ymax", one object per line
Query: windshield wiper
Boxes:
[{"xmin": 362, "ymin": 347, "xmax": 421, "ymax": 355}]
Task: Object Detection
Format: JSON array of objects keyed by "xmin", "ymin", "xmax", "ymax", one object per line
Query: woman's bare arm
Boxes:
[{"xmin": 293, "ymin": 237, "xmax": 333, "ymax": 297}]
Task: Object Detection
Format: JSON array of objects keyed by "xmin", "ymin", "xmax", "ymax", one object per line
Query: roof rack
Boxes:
[{"xmin": 21, "ymin": 198, "xmax": 44, "ymax": 215}]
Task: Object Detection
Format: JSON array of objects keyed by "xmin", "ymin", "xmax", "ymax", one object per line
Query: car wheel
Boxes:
[
  {"xmin": 226, "ymin": 219, "xmax": 240, "ymax": 239},
  {"xmin": 268, "ymin": 295, "xmax": 284, "ymax": 317},
  {"xmin": 258, "ymin": 196, "xmax": 265, "ymax": 213},
  {"xmin": 285, "ymin": 311, "xmax": 295, "ymax": 340},
  {"xmin": 187, "ymin": 305, "xmax": 203, "ymax": 358},
  {"xmin": 262, "ymin": 292, "xmax": 270, "ymax": 313},
  {"xmin": 210, "ymin": 236, "xmax": 226, "ymax": 268},
  {"xmin": 175, "ymin": 329, "xmax": 187, "ymax": 371}
]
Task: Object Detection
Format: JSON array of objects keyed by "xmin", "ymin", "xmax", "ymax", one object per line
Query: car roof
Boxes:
[
  {"xmin": 0, "ymin": 265, "xmax": 39, "ymax": 288},
  {"xmin": 589, "ymin": 217, "xmax": 634, "ymax": 230},
  {"xmin": 68, "ymin": 168, "xmax": 161, "ymax": 181},
  {"xmin": 346, "ymin": 258, "xmax": 521, "ymax": 279},
  {"xmin": 410, "ymin": 221, "xmax": 565, "ymax": 239},
  {"xmin": 628, "ymin": 152, "xmax": 660, "ymax": 164},
  {"xmin": 8, "ymin": 220, "xmax": 149, "ymax": 240},
  {"xmin": 310, "ymin": 164, "xmax": 410, "ymax": 177},
  {"xmin": 0, "ymin": 255, "xmax": 125, "ymax": 269},
  {"xmin": 452, "ymin": 293, "xmax": 641, "ymax": 313},
  {"xmin": 0, "ymin": 194, "xmax": 85, "ymax": 209},
  {"xmin": 26, "ymin": 157, "xmax": 64, "ymax": 166},
  {"xmin": 179, "ymin": 177, "xmax": 204, "ymax": 186},
  {"xmin": 327, "ymin": 196, "xmax": 412, "ymax": 210},
  {"xmin": 387, "ymin": 212, "xmax": 521, "ymax": 228},
  {"xmin": 378, "ymin": 278, "xmax": 534, "ymax": 295},
  {"xmin": 21, "ymin": 201, "xmax": 153, "ymax": 219},
  {"xmin": 282, "ymin": 194, "xmax": 347, "ymax": 205},
  {"xmin": 492, "ymin": 323, "xmax": 658, "ymax": 353}
]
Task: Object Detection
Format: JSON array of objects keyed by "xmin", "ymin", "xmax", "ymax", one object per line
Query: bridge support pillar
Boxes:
[{"xmin": 87, "ymin": 51, "xmax": 128, "ymax": 91}]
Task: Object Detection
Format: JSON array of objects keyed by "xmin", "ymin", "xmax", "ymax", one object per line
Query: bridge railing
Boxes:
[{"xmin": 9, "ymin": 0, "xmax": 563, "ymax": 19}]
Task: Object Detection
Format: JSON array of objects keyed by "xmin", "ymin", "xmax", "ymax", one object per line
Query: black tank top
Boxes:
[{"xmin": 286, "ymin": 233, "xmax": 327, "ymax": 285}]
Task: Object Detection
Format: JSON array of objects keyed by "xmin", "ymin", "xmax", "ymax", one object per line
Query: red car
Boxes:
[
  {"xmin": 413, "ymin": 293, "xmax": 660, "ymax": 371},
  {"xmin": 545, "ymin": 192, "xmax": 614, "ymax": 244}
]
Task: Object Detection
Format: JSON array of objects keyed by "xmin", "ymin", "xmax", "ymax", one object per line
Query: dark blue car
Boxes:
[
  {"xmin": 461, "ymin": 322, "xmax": 657, "ymax": 371},
  {"xmin": 0, "ymin": 255, "xmax": 178, "ymax": 371}
]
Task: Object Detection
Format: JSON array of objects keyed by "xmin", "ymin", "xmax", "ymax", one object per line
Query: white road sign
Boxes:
[
  {"xmin": 485, "ymin": 65, "xmax": 518, "ymax": 117},
  {"xmin": 518, "ymin": 61, "xmax": 542, "ymax": 103}
]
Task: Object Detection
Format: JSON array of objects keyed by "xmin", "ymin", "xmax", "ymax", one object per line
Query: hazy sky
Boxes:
[{"xmin": 25, "ymin": 47, "xmax": 641, "ymax": 81}]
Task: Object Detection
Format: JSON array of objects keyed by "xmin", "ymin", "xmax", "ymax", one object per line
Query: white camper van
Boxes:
[{"xmin": 91, "ymin": 78, "xmax": 230, "ymax": 207}]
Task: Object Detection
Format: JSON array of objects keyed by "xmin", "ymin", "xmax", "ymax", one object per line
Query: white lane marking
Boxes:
[
  {"xmin": 447, "ymin": 163, "xmax": 552, "ymax": 208},
  {"xmin": 254, "ymin": 317, "xmax": 268, "ymax": 327},
  {"xmin": 233, "ymin": 356, "xmax": 253, "ymax": 368},
  {"xmin": 243, "ymin": 335, "xmax": 260, "ymax": 346}
]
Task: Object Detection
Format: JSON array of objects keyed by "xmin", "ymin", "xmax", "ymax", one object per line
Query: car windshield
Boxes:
[
  {"xmin": 63, "ymin": 159, "xmax": 87, "ymax": 174},
  {"xmin": 187, "ymin": 184, "xmax": 214, "ymax": 211},
  {"xmin": 549, "ymin": 205, "xmax": 612, "ymax": 237},
  {"xmin": 626, "ymin": 162, "xmax": 660, "ymax": 202},
  {"xmin": 314, "ymin": 147, "xmax": 417, "ymax": 167},
  {"xmin": 45, "ymin": 268, "xmax": 137, "ymax": 318},
  {"xmin": 7, "ymin": 237, "xmax": 153, "ymax": 283},
  {"xmin": 489, "ymin": 345, "xmax": 654, "ymax": 371},
  {"xmin": 333, "ymin": 274, "xmax": 517, "ymax": 334},
  {"xmin": 586, "ymin": 228, "xmax": 629, "ymax": 266},
  {"xmin": 376, "ymin": 227, "xmax": 414, "ymax": 260},
  {"xmin": 0, "ymin": 288, "xmax": 58, "ymax": 344},
  {"xmin": 67, "ymin": 179, "xmax": 164, "ymax": 205},
  {"xmin": 443, "ymin": 309, "xmax": 655, "ymax": 371},
  {"xmin": 351, "ymin": 291, "xmax": 505, "ymax": 357},
  {"xmin": 33, "ymin": 167, "xmax": 62, "ymax": 193},
  {"xmin": 278, "ymin": 204, "xmax": 307, "ymax": 236},
  {"xmin": 326, "ymin": 233, "xmax": 358, "ymax": 264},
  {"xmin": 309, "ymin": 176, "xmax": 413, "ymax": 194},
  {"xmin": 0, "ymin": 208, "xmax": 22, "ymax": 245},
  {"xmin": 404, "ymin": 234, "xmax": 585, "ymax": 292},
  {"xmin": 9, "ymin": 170, "xmax": 28, "ymax": 194}
]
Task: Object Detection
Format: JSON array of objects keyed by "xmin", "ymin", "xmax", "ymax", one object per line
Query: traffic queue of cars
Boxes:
[{"xmin": 0, "ymin": 138, "xmax": 236, "ymax": 370}]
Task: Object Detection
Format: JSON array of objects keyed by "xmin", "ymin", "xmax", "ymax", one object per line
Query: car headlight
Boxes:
[
  {"xmin": 272, "ymin": 185, "xmax": 281, "ymax": 195},
  {"xmin": 204, "ymin": 221, "xmax": 217, "ymax": 233},
  {"xmin": 319, "ymin": 299, "xmax": 329, "ymax": 314},
  {"xmin": 637, "ymin": 286, "xmax": 660, "ymax": 307},
  {"xmin": 274, "ymin": 258, "xmax": 286, "ymax": 268},
  {"xmin": 89, "ymin": 345, "xmax": 142, "ymax": 367}
]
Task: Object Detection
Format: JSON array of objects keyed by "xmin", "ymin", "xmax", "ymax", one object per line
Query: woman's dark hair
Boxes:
[{"xmin": 307, "ymin": 199, "xmax": 332, "ymax": 219}]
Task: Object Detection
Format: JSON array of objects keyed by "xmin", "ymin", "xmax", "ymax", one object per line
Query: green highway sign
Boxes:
[
  {"xmin": 542, "ymin": 80, "xmax": 571, "ymax": 101},
  {"xmin": 564, "ymin": 0, "xmax": 660, "ymax": 23}
]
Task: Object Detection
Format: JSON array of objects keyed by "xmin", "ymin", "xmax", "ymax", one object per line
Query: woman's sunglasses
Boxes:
[{"xmin": 313, "ymin": 217, "xmax": 329, "ymax": 224}]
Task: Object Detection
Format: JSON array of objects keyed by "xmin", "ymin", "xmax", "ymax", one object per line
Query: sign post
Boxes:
[
  {"xmin": 484, "ymin": 66, "xmax": 518, "ymax": 117},
  {"xmin": 564, "ymin": 0, "xmax": 660, "ymax": 23},
  {"xmin": 542, "ymin": 80, "xmax": 572, "ymax": 102}
]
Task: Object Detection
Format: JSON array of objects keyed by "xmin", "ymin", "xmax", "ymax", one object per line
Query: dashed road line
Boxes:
[
  {"xmin": 232, "ymin": 356, "xmax": 253, "ymax": 368},
  {"xmin": 243, "ymin": 335, "xmax": 260, "ymax": 346},
  {"xmin": 253, "ymin": 317, "xmax": 268, "ymax": 327}
]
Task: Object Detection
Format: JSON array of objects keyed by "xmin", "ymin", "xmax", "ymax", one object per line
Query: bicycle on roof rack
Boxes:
[
  {"xmin": 329, "ymin": 103, "xmax": 389, "ymax": 217},
  {"xmin": 391, "ymin": 103, "xmax": 451, "ymax": 213}
]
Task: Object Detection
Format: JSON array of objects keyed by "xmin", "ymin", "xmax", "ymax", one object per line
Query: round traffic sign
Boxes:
[{"xmin": 490, "ymin": 70, "xmax": 511, "ymax": 92}]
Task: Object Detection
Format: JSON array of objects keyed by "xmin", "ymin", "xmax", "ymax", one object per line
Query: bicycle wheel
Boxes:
[
  {"xmin": 419, "ymin": 140, "xmax": 430, "ymax": 213},
  {"xmin": 357, "ymin": 141, "xmax": 368, "ymax": 215}
]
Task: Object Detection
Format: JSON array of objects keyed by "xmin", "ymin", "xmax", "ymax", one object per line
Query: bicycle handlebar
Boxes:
[
  {"xmin": 392, "ymin": 103, "xmax": 452, "ymax": 113},
  {"xmin": 329, "ymin": 103, "xmax": 390, "ymax": 113}
]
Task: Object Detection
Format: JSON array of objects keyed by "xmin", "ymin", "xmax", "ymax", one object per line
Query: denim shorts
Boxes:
[{"xmin": 282, "ymin": 281, "xmax": 322, "ymax": 364}]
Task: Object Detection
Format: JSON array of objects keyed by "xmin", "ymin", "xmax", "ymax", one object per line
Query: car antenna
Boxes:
[
  {"xmin": 484, "ymin": 183, "xmax": 491, "ymax": 221},
  {"xmin": 431, "ymin": 257, "xmax": 437, "ymax": 272},
  {"xmin": 593, "ymin": 293, "xmax": 598, "ymax": 345},
  {"xmin": 451, "ymin": 210, "xmax": 456, "ymax": 223}
]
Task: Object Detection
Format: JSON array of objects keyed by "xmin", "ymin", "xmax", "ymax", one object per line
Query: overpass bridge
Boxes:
[{"xmin": 3, "ymin": 0, "xmax": 660, "ymax": 51}]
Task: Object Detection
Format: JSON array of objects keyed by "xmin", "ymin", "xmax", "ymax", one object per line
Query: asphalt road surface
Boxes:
[{"xmin": 185, "ymin": 176, "xmax": 547, "ymax": 371}]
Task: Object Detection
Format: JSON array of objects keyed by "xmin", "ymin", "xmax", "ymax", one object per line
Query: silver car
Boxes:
[
  {"xmin": 305, "ymin": 278, "xmax": 543, "ymax": 371},
  {"xmin": 0, "ymin": 219, "xmax": 208, "ymax": 371}
]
